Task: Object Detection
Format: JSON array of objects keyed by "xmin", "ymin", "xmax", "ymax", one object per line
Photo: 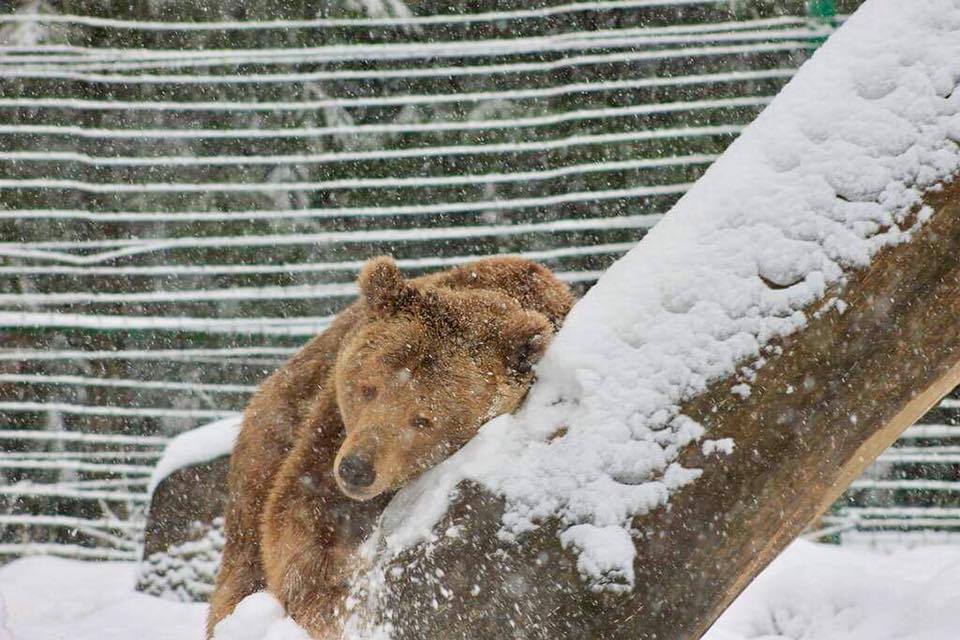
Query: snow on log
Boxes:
[{"xmin": 342, "ymin": 2, "xmax": 960, "ymax": 638}]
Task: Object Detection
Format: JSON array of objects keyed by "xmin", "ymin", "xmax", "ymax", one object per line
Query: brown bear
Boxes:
[{"xmin": 207, "ymin": 256, "xmax": 573, "ymax": 638}]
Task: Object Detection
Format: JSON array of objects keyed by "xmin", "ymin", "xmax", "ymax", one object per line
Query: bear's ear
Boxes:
[
  {"xmin": 357, "ymin": 256, "xmax": 419, "ymax": 315},
  {"xmin": 499, "ymin": 310, "xmax": 554, "ymax": 376}
]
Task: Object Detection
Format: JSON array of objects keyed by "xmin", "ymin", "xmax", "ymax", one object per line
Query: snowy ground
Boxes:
[{"xmin": 2, "ymin": 541, "xmax": 958, "ymax": 640}]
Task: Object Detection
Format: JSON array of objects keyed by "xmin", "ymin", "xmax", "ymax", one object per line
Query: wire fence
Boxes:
[{"xmin": 1, "ymin": 0, "xmax": 955, "ymax": 562}]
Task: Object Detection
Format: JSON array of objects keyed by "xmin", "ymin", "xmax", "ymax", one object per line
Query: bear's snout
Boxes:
[{"xmin": 338, "ymin": 453, "xmax": 376, "ymax": 489}]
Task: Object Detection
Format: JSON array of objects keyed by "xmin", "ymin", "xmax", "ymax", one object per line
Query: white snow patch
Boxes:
[
  {"xmin": 559, "ymin": 524, "xmax": 636, "ymax": 593},
  {"xmin": 0, "ymin": 591, "xmax": 11, "ymax": 640},
  {"xmin": 212, "ymin": 593, "xmax": 309, "ymax": 640},
  {"xmin": 703, "ymin": 541, "xmax": 960, "ymax": 640},
  {"xmin": 4, "ymin": 543, "xmax": 960, "ymax": 640},
  {"xmin": 148, "ymin": 415, "xmax": 241, "ymax": 495},
  {"xmin": 368, "ymin": 0, "xmax": 960, "ymax": 592},
  {"xmin": 731, "ymin": 383, "xmax": 752, "ymax": 398},
  {"xmin": 0, "ymin": 555, "xmax": 206, "ymax": 640},
  {"xmin": 702, "ymin": 438, "xmax": 735, "ymax": 456}
]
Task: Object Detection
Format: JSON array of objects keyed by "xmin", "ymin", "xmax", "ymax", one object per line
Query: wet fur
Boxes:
[{"xmin": 207, "ymin": 257, "xmax": 572, "ymax": 637}]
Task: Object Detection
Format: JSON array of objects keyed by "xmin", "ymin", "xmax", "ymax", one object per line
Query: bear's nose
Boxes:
[{"xmin": 338, "ymin": 454, "xmax": 376, "ymax": 488}]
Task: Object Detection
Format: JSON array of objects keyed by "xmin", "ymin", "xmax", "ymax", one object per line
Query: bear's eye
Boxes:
[
  {"xmin": 411, "ymin": 415, "xmax": 432, "ymax": 430},
  {"xmin": 360, "ymin": 385, "xmax": 377, "ymax": 401}
]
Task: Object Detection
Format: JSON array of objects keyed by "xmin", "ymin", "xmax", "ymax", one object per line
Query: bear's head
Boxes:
[{"xmin": 332, "ymin": 257, "xmax": 555, "ymax": 501}]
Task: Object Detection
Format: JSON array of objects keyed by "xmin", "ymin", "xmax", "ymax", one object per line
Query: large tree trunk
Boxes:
[
  {"xmin": 346, "ymin": 182, "xmax": 959, "ymax": 640},
  {"xmin": 344, "ymin": 3, "xmax": 960, "ymax": 638}
]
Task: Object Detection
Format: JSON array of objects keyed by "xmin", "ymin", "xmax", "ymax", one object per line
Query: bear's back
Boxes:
[{"xmin": 411, "ymin": 257, "xmax": 573, "ymax": 329}]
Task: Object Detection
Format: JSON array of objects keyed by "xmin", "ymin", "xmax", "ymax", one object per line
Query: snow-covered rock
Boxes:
[
  {"xmin": 139, "ymin": 416, "xmax": 240, "ymax": 602},
  {"xmin": 148, "ymin": 415, "xmax": 241, "ymax": 496}
]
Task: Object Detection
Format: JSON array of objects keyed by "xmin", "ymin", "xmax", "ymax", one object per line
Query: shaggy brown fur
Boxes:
[{"xmin": 207, "ymin": 256, "xmax": 573, "ymax": 638}]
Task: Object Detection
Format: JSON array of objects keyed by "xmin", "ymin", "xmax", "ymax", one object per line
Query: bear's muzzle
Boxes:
[{"xmin": 338, "ymin": 453, "xmax": 376, "ymax": 490}]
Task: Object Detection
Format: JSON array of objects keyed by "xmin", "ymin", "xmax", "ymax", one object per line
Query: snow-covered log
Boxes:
[{"xmin": 343, "ymin": 3, "xmax": 960, "ymax": 638}]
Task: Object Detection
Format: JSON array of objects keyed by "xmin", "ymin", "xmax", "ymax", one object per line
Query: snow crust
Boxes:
[
  {"xmin": 148, "ymin": 415, "xmax": 241, "ymax": 495},
  {"xmin": 372, "ymin": 0, "xmax": 960, "ymax": 590},
  {"xmin": 5, "ymin": 543, "xmax": 960, "ymax": 640}
]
